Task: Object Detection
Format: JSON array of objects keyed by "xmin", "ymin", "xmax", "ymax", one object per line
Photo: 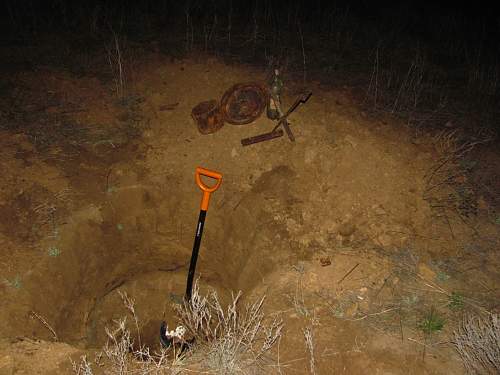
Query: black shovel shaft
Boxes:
[{"xmin": 185, "ymin": 209, "xmax": 207, "ymax": 301}]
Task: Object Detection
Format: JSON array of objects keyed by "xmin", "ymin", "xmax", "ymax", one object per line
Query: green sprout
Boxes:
[
  {"xmin": 448, "ymin": 292, "xmax": 464, "ymax": 311},
  {"xmin": 418, "ymin": 309, "xmax": 445, "ymax": 334},
  {"xmin": 48, "ymin": 246, "xmax": 61, "ymax": 257},
  {"xmin": 4, "ymin": 275, "xmax": 22, "ymax": 289},
  {"xmin": 436, "ymin": 271, "xmax": 450, "ymax": 282}
]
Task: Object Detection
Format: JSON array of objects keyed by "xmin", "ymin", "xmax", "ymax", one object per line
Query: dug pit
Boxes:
[{"xmin": 1, "ymin": 153, "xmax": 298, "ymax": 349}]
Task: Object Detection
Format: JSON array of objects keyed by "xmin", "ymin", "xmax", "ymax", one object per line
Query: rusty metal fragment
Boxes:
[{"xmin": 220, "ymin": 82, "xmax": 269, "ymax": 125}]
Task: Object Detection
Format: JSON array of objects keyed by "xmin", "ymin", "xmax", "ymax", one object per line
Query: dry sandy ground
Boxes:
[{"xmin": 0, "ymin": 51, "xmax": 498, "ymax": 374}]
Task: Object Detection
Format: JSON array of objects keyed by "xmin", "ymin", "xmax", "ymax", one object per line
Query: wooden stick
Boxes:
[
  {"xmin": 30, "ymin": 310, "xmax": 58, "ymax": 341},
  {"xmin": 338, "ymin": 263, "xmax": 360, "ymax": 284}
]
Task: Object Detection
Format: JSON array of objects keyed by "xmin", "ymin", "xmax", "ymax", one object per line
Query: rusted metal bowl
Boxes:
[
  {"xmin": 220, "ymin": 82, "xmax": 269, "ymax": 125},
  {"xmin": 191, "ymin": 100, "xmax": 225, "ymax": 135}
]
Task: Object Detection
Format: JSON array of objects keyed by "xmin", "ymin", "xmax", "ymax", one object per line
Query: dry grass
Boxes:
[
  {"xmin": 72, "ymin": 355, "xmax": 94, "ymax": 375},
  {"xmin": 29, "ymin": 310, "xmax": 58, "ymax": 342},
  {"xmin": 99, "ymin": 316, "xmax": 186, "ymax": 374},
  {"xmin": 423, "ymin": 127, "xmax": 494, "ymax": 225},
  {"xmin": 453, "ymin": 314, "xmax": 500, "ymax": 374},
  {"xmin": 365, "ymin": 46, "xmax": 431, "ymax": 115},
  {"xmin": 71, "ymin": 280, "xmax": 283, "ymax": 374},
  {"xmin": 175, "ymin": 281, "xmax": 284, "ymax": 374},
  {"xmin": 106, "ymin": 32, "xmax": 126, "ymax": 99},
  {"xmin": 303, "ymin": 326, "xmax": 316, "ymax": 375}
]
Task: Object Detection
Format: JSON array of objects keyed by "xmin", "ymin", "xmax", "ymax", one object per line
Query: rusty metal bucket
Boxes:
[{"xmin": 191, "ymin": 100, "xmax": 225, "ymax": 135}]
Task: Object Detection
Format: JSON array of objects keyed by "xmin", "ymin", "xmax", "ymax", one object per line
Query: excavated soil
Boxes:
[{"xmin": 0, "ymin": 50, "xmax": 499, "ymax": 374}]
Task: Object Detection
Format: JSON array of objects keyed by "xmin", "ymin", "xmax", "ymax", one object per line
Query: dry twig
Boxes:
[
  {"xmin": 30, "ymin": 310, "xmax": 58, "ymax": 341},
  {"xmin": 453, "ymin": 314, "xmax": 500, "ymax": 374}
]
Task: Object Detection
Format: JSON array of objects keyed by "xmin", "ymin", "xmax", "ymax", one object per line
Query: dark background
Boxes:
[{"xmin": 2, "ymin": 1, "xmax": 499, "ymax": 129}]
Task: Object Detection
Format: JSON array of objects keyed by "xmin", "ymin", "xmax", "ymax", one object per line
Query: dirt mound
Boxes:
[
  {"xmin": 0, "ymin": 52, "xmax": 498, "ymax": 373},
  {"xmin": 0, "ymin": 338, "xmax": 81, "ymax": 375}
]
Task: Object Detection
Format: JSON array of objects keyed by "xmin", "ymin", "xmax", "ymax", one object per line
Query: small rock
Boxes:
[
  {"xmin": 320, "ymin": 257, "xmax": 331, "ymax": 267},
  {"xmin": 231, "ymin": 148, "xmax": 238, "ymax": 158}
]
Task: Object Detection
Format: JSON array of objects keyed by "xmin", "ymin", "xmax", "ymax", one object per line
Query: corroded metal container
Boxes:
[{"xmin": 191, "ymin": 100, "xmax": 224, "ymax": 135}]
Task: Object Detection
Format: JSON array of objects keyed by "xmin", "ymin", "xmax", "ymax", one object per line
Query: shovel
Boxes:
[
  {"xmin": 160, "ymin": 166, "xmax": 223, "ymax": 347},
  {"xmin": 185, "ymin": 167, "xmax": 223, "ymax": 300}
]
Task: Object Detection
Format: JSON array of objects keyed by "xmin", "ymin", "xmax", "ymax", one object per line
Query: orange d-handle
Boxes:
[{"xmin": 195, "ymin": 167, "xmax": 223, "ymax": 211}]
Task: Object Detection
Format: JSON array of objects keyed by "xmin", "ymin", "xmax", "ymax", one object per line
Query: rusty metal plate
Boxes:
[{"xmin": 220, "ymin": 82, "xmax": 269, "ymax": 125}]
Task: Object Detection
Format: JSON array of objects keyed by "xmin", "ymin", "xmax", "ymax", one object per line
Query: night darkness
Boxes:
[
  {"xmin": 2, "ymin": 1, "xmax": 500, "ymax": 113},
  {"xmin": 1, "ymin": 1, "xmax": 499, "ymax": 374}
]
